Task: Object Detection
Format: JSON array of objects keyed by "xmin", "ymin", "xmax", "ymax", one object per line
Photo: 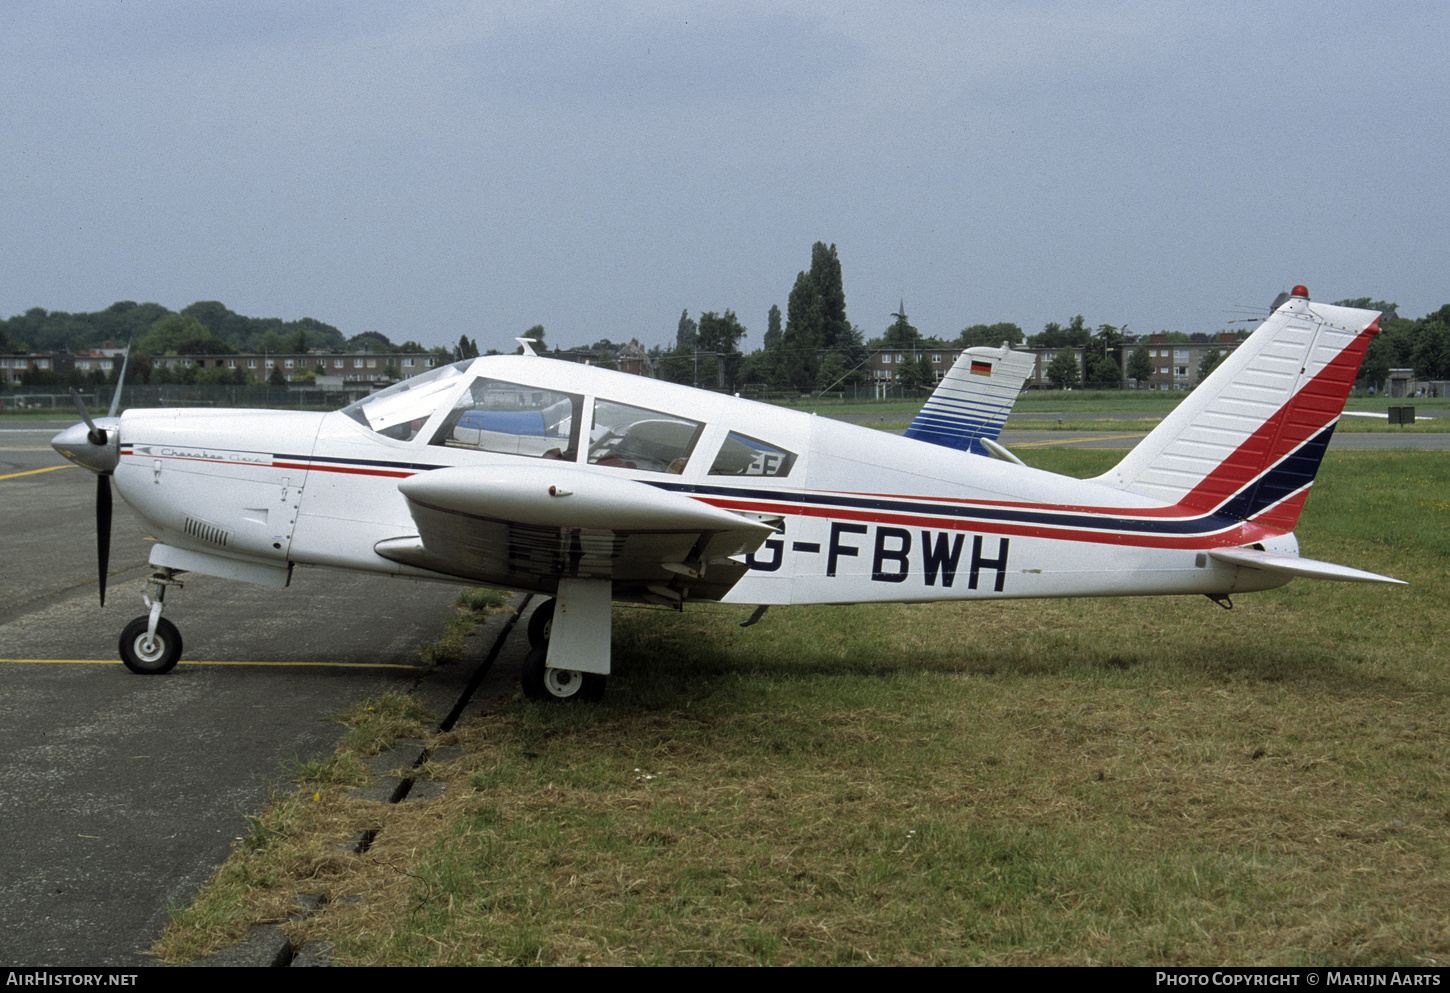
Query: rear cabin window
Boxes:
[
  {"xmin": 588, "ymin": 399, "xmax": 704, "ymax": 474},
  {"xmin": 431, "ymin": 377, "xmax": 583, "ymax": 459},
  {"xmin": 708, "ymin": 431, "xmax": 797, "ymax": 477}
]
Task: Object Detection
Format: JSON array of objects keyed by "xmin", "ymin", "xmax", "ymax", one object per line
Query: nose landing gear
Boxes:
[{"xmin": 119, "ymin": 571, "xmax": 185, "ymax": 675}]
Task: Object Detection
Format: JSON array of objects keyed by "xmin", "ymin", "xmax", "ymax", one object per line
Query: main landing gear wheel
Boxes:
[
  {"xmin": 119, "ymin": 617, "xmax": 182, "ymax": 675},
  {"xmin": 527, "ymin": 598, "xmax": 555, "ymax": 647},
  {"xmin": 520, "ymin": 643, "xmax": 605, "ymax": 703}
]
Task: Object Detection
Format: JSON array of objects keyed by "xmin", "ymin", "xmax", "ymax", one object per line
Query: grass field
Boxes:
[{"xmin": 154, "ymin": 446, "xmax": 1448, "ymax": 967}]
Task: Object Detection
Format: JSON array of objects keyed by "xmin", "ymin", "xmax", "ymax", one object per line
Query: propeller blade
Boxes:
[
  {"xmin": 107, "ymin": 342, "xmax": 131, "ymax": 418},
  {"xmin": 97, "ymin": 472, "xmax": 112, "ymax": 607},
  {"xmin": 69, "ymin": 388, "xmax": 106, "ymax": 446}
]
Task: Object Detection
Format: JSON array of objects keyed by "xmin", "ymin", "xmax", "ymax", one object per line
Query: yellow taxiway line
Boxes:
[{"xmin": 0, "ymin": 464, "xmax": 75, "ymax": 480}]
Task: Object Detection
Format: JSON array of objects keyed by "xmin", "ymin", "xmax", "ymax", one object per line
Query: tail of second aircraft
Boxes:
[
  {"xmin": 904, "ymin": 343, "xmax": 1034, "ymax": 456},
  {"xmin": 1093, "ymin": 287, "xmax": 1382, "ymax": 532}
]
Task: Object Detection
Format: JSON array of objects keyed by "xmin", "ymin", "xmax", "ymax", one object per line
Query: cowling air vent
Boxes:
[{"xmin": 184, "ymin": 516, "xmax": 231, "ymax": 547}]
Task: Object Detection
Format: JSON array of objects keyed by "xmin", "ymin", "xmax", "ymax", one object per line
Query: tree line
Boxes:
[
  {"xmin": 646, "ymin": 252, "xmax": 1450, "ymax": 393},
  {"xmin": 7, "ymin": 276, "xmax": 1446, "ymax": 395},
  {"xmin": 1, "ymin": 300, "xmax": 444, "ymax": 387},
  {"xmin": 1353, "ymin": 301, "xmax": 1450, "ymax": 384}
]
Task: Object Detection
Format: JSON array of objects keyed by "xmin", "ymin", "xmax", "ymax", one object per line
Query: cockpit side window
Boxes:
[
  {"xmin": 430, "ymin": 377, "xmax": 583, "ymax": 459},
  {"xmin": 588, "ymin": 399, "xmax": 704, "ymax": 474},
  {"xmin": 340, "ymin": 360, "xmax": 469, "ymax": 441},
  {"xmin": 708, "ymin": 432, "xmax": 797, "ymax": 477}
]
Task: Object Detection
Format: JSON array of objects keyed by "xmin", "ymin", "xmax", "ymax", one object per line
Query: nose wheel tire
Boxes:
[
  {"xmin": 520, "ymin": 643, "xmax": 605, "ymax": 702},
  {"xmin": 119, "ymin": 617, "xmax": 182, "ymax": 675}
]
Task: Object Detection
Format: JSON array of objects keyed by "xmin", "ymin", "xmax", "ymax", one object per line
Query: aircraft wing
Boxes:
[
  {"xmin": 1208, "ymin": 546, "xmax": 1405, "ymax": 585},
  {"xmin": 904, "ymin": 343, "xmax": 1035, "ymax": 456},
  {"xmin": 374, "ymin": 465, "xmax": 778, "ymax": 603}
]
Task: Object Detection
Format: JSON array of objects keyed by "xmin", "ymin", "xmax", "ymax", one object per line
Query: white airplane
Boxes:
[
  {"xmin": 904, "ymin": 342, "xmax": 1035, "ymax": 458},
  {"xmin": 52, "ymin": 287, "xmax": 1401, "ymax": 700}
]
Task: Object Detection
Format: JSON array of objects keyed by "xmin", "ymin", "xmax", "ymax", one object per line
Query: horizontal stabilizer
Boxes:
[
  {"xmin": 1208, "ymin": 546, "xmax": 1405, "ymax": 585},
  {"xmin": 980, "ymin": 437, "xmax": 1026, "ymax": 466}
]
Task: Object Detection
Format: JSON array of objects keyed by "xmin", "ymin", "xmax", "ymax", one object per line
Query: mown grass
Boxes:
[
  {"xmin": 1000, "ymin": 416, "xmax": 1450, "ymax": 434},
  {"xmin": 417, "ymin": 586, "xmax": 513, "ymax": 667},
  {"xmin": 827, "ymin": 391, "xmax": 1449, "ymax": 434},
  {"xmin": 152, "ymin": 688, "xmax": 441, "ymax": 963},
  {"xmin": 155, "ymin": 449, "xmax": 1448, "ymax": 966}
]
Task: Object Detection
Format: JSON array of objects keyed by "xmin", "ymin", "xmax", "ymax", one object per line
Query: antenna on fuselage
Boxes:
[{"xmin": 516, "ymin": 337, "xmax": 538, "ymax": 357}]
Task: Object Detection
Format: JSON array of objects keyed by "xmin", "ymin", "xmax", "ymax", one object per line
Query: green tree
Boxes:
[
  {"xmin": 349, "ymin": 330, "xmax": 391, "ymax": 350},
  {"xmin": 882, "ymin": 302, "xmax": 920, "ymax": 347},
  {"xmin": 1127, "ymin": 343, "xmax": 1154, "ymax": 387},
  {"xmin": 897, "ymin": 352, "xmax": 935, "ymax": 394},
  {"xmin": 777, "ymin": 242, "xmax": 850, "ymax": 391},
  {"xmin": 743, "ymin": 304, "xmax": 784, "ymax": 390},
  {"xmin": 1030, "ymin": 316, "xmax": 1092, "ymax": 348},
  {"xmin": 958, "ymin": 322, "xmax": 1024, "ymax": 348},
  {"xmin": 137, "ymin": 313, "xmax": 215, "ymax": 356},
  {"xmin": 658, "ymin": 349, "xmax": 694, "ymax": 386},
  {"xmin": 1411, "ymin": 314, "xmax": 1450, "ymax": 379},
  {"xmin": 1046, "ymin": 350, "xmax": 1080, "ymax": 389},
  {"xmin": 181, "ymin": 301, "xmax": 244, "ymax": 342},
  {"xmin": 1197, "ymin": 348, "xmax": 1224, "ymax": 383},
  {"xmin": 1334, "ymin": 299, "xmax": 1399, "ymax": 321},
  {"xmin": 814, "ymin": 351, "xmax": 848, "ymax": 392},
  {"xmin": 195, "ymin": 365, "xmax": 235, "ymax": 386},
  {"xmin": 809, "ymin": 242, "xmax": 848, "ymax": 349},
  {"xmin": 454, "ymin": 335, "xmax": 480, "ymax": 361},
  {"xmin": 676, "ymin": 310, "xmax": 697, "ymax": 351},
  {"xmin": 780, "ymin": 270, "xmax": 824, "ymax": 390},
  {"xmin": 1087, "ymin": 354, "xmax": 1122, "ymax": 388},
  {"xmin": 763, "ymin": 304, "xmax": 782, "ymax": 352},
  {"xmin": 697, "ymin": 310, "xmax": 748, "ymax": 390},
  {"xmin": 831, "ymin": 322, "xmax": 869, "ymax": 387}
]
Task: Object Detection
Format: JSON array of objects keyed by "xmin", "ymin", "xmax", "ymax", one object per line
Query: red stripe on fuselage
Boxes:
[
  {"xmin": 698, "ymin": 495, "xmax": 1283, "ymax": 551},
  {"xmin": 121, "ymin": 451, "xmax": 419, "ymax": 479},
  {"xmin": 271, "ymin": 459, "xmax": 416, "ymax": 478}
]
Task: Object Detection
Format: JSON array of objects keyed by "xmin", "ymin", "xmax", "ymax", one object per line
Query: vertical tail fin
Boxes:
[
  {"xmin": 1094, "ymin": 288, "xmax": 1381, "ymax": 530},
  {"xmin": 905, "ymin": 343, "xmax": 1034, "ymax": 456}
]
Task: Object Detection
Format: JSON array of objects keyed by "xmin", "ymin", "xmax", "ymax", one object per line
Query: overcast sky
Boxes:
[{"xmin": 3, "ymin": 1, "xmax": 1445, "ymax": 353}]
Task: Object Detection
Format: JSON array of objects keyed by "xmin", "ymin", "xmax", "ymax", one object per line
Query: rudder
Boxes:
[{"xmin": 1093, "ymin": 288, "xmax": 1381, "ymax": 530}]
